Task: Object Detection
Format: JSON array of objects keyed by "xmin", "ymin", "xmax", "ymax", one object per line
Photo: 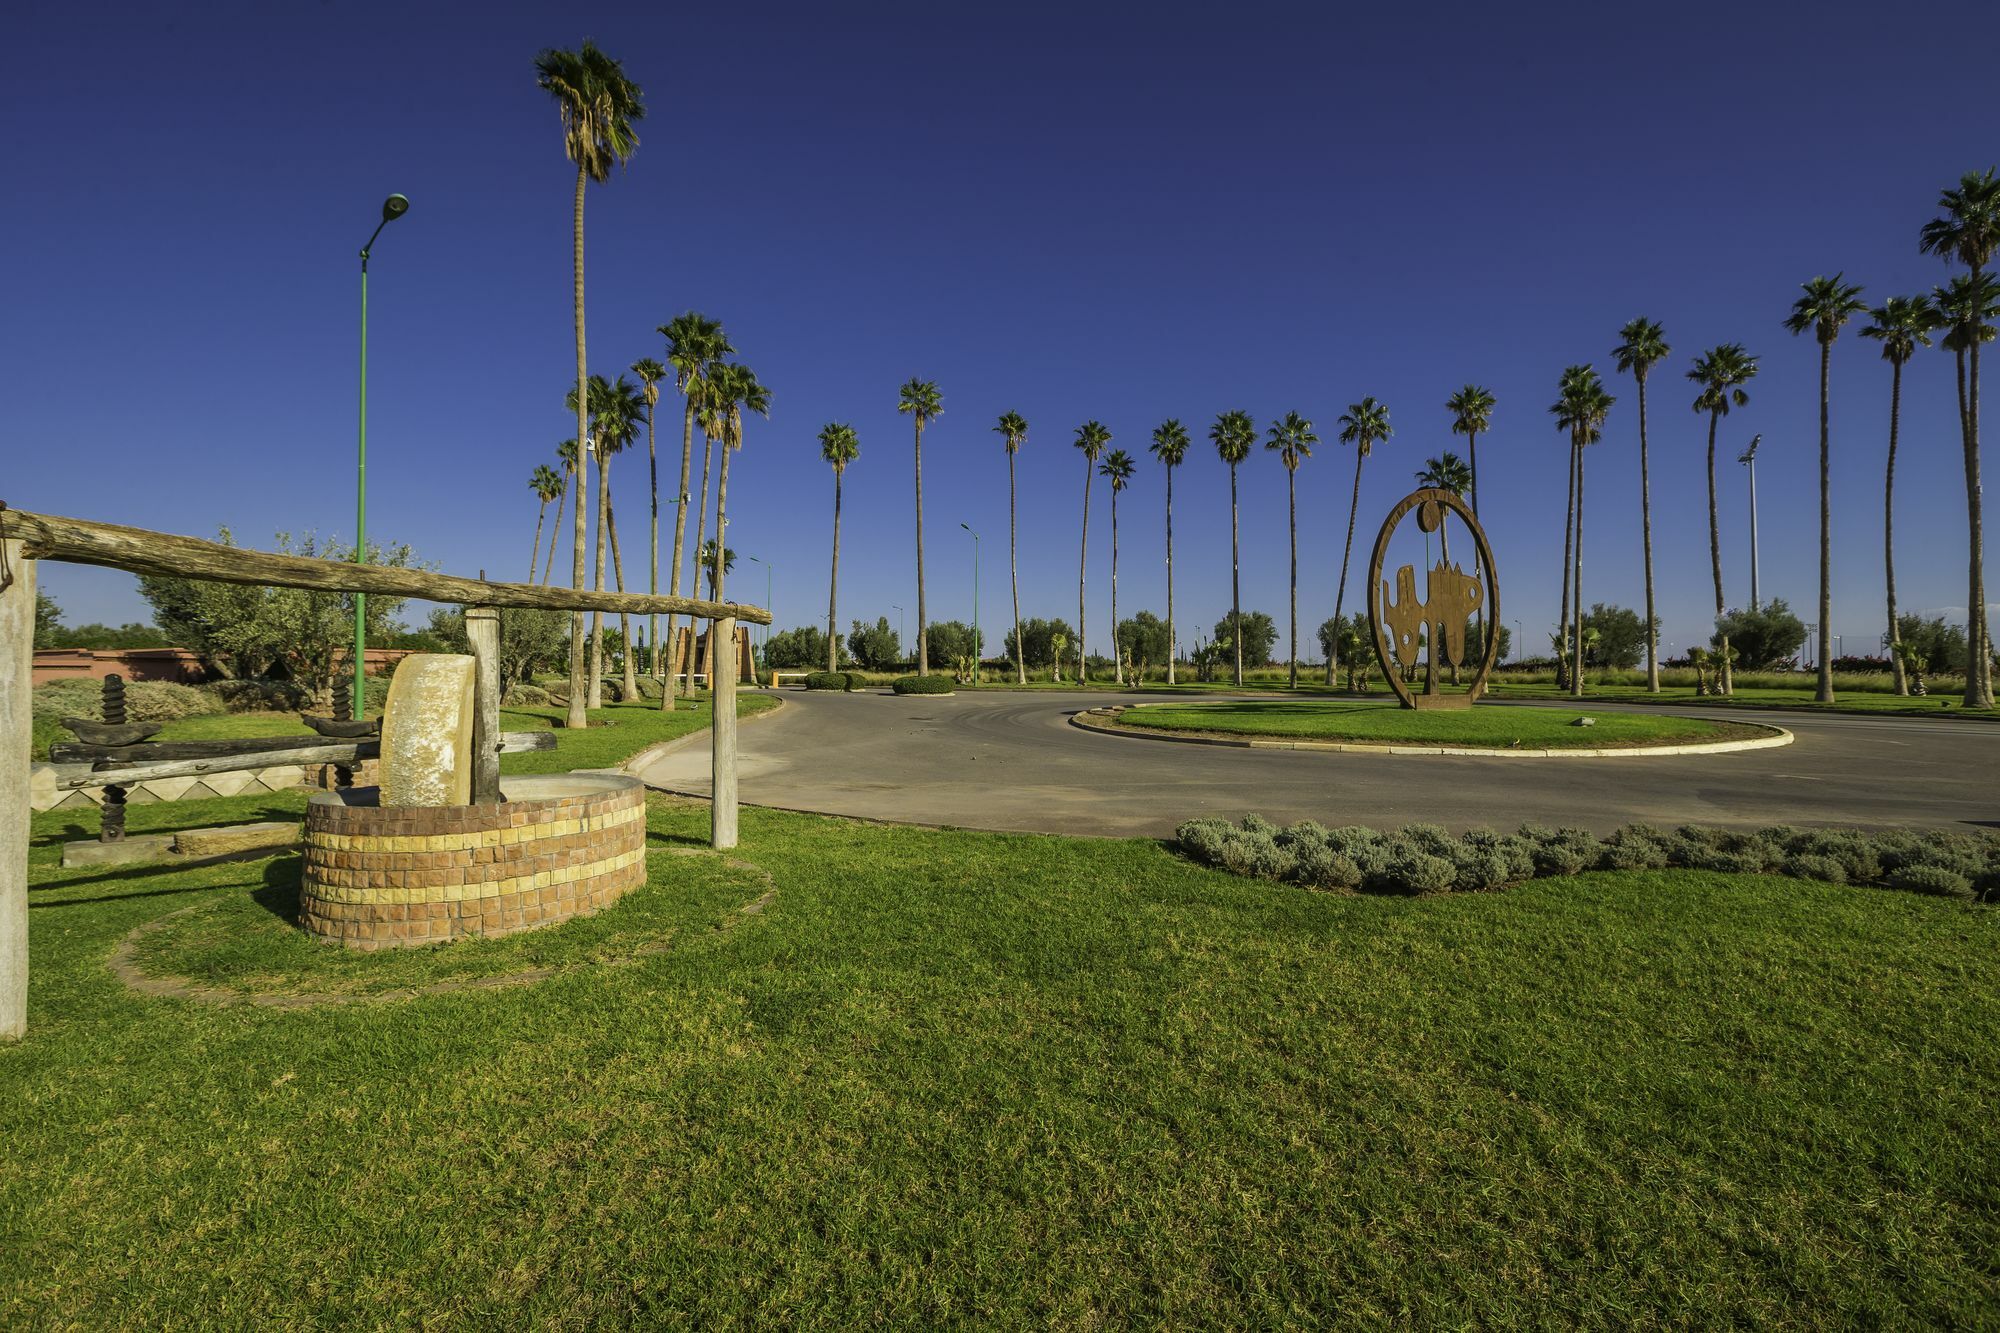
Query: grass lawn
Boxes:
[
  {"xmin": 1115, "ymin": 699, "xmax": 1768, "ymax": 748},
  {"xmin": 3, "ymin": 796, "xmax": 1995, "ymax": 1323},
  {"xmin": 1489, "ymin": 679, "xmax": 2000, "ymax": 720}
]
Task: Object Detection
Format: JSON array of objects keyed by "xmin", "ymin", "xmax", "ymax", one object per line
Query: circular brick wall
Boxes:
[{"xmin": 300, "ymin": 774, "xmax": 647, "ymax": 950}]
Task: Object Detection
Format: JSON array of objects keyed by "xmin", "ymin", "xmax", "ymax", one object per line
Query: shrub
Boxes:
[
  {"xmin": 208, "ymin": 678, "xmax": 310, "ymax": 712},
  {"xmin": 806, "ymin": 671, "xmax": 856, "ymax": 691},
  {"xmin": 1175, "ymin": 819, "xmax": 1235, "ymax": 862},
  {"xmin": 891, "ymin": 674, "xmax": 954, "ymax": 695},
  {"xmin": 502, "ymin": 682, "xmax": 555, "ymax": 708},
  {"xmin": 1887, "ymin": 864, "xmax": 1974, "ymax": 900},
  {"xmin": 1367, "ymin": 840, "xmax": 1458, "ymax": 895},
  {"xmin": 1522, "ymin": 825, "xmax": 1597, "ymax": 878},
  {"xmin": 1781, "ymin": 853, "xmax": 1849, "ymax": 885},
  {"xmin": 33, "ymin": 678, "xmax": 226, "ymax": 725},
  {"xmin": 1598, "ymin": 824, "xmax": 1673, "ymax": 872},
  {"xmin": 1292, "ymin": 844, "xmax": 1363, "ymax": 891}
]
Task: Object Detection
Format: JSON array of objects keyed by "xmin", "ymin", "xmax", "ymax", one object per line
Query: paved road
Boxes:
[{"xmin": 634, "ymin": 690, "xmax": 1999, "ymax": 838}]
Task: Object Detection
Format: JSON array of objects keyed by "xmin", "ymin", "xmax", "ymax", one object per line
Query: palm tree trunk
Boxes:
[
  {"xmin": 691, "ymin": 428, "xmax": 716, "ymax": 685},
  {"xmin": 1638, "ymin": 376, "xmax": 1660, "ymax": 692},
  {"xmin": 1966, "ymin": 292, "xmax": 1993, "ymax": 709},
  {"xmin": 914, "ymin": 421, "xmax": 928, "ymax": 676},
  {"xmin": 1559, "ymin": 438, "xmax": 1576, "ymax": 691},
  {"xmin": 1230, "ymin": 463, "xmax": 1243, "ymax": 687},
  {"xmin": 1816, "ymin": 340, "xmax": 1835, "ymax": 705},
  {"xmin": 1077, "ymin": 461, "xmax": 1091, "ymax": 684},
  {"xmin": 1331, "ymin": 450, "xmax": 1363, "ymax": 689},
  {"xmin": 541, "ymin": 469, "xmax": 568, "ymax": 586},
  {"xmin": 590, "ymin": 441, "xmax": 610, "ymax": 709},
  {"xmin": 1287, "ymin": 468, "xmax": 1298, "ymax": 690},
  {"xmin": 1469, "ymin": 427, "xmax": 1483, "ymax": 674},
  {"xmin": 565, "ymin": 164, "xmax": 589, "ymax": 732},
  {"xmin": 1009, "ymin": 451, "xmax": 1024, "ymax": 685},
  {"xmin": 606, "ymin": 486, "xmax": 638, "ymax": 702},
  {"xmin": 1886, "ymin": 359, "xmax": 1907, "ymax": 695},
  {"xmin": 1571, "ymin": 436, "xmax": 1585, "ymax": 699},
  {"xmin": 1706, "ymin": 408, "xmax": 1732, "ymax": 695},
  {"xmin": 663, "ymin": 400, "xmax": 696, "ymax": 708},
  {"xmin": 647, "ymin": 406, "xmax": 659, "ymax": 679},
  {"xmin": 1110, "ymin": 488, "xmax": 1121, "ymax": 685},
  {"xmin": 1164, "ymin": 466, "xmax": 1177, "ymax": 686},
  {"xmin": 529, "ymin": 500, "xmax": 547, "ymax": 583},
  {"xmin": 827, "ymin": 469, "xmax": 842, "ymax": 673},
  {"xmin": 713, "ymin": 446, "xmax": 733, "ymax": 666}
]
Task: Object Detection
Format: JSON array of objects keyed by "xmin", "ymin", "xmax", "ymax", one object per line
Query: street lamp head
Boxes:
[
  {"xmin": 1738, "ymin": 433, "xmax": 1761, "ymax": 465},
  {"xmin": 382, "ymin": 194, "xmax": 410, "ymax": 222}
]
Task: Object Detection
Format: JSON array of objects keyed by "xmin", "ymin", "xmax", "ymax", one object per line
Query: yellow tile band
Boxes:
[
  {"xmin": 309, "ymin": 803, "xmax": 641, "ymax": 854},
  {"xmin": 303, "ymin": 845, "xmax": 646, "ymax": 907}
]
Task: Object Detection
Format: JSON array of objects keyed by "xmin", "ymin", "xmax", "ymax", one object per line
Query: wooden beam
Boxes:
[
  {"xmin": 49, "ymin": 730, "xmax": 556, "ymax": 790},
  {"xmin": 464, "ymin": 607, "xmax": 502, "ymax": 804},
  {"xmin": 711, "ymin": 615, "xmax": 739, "ymax": 850},
  {"xmin": 1, "ymin": 540, "xmax": 30, "ymax": 1039},
  {"xmin": 0, "ymin": 507, "xmax": 771, "ymax": 625},
  {"xmin": 50, "ymin": 729, "xmax": 555, "ymax": 766}
]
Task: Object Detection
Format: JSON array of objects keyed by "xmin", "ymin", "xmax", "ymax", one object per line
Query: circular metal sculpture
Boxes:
[{"xmin": 1366, "ymin": 488, "xmax": 1501, "ymax": 709}]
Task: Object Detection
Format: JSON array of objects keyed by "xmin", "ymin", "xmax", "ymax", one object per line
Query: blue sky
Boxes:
[{"xmin": 7, "ymin": 0, "xmax": 1996, "ymax": 663}]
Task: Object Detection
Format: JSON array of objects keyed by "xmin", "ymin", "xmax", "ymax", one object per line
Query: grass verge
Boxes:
[{"xmin": 1114, "ymin": 699, "xmax": 1767, "ymax": 748}]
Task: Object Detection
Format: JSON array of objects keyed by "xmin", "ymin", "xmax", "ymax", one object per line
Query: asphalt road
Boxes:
[{"xmin": 634, "ymin": 690, "xmax": 1999, "ymax": 838}]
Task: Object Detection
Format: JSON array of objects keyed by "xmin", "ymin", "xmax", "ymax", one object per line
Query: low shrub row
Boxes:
[
  {"xmin": 32, "ymin": 679, "xmax": 227, "ymax": 725},
  {"xmin": 806, "ymin": 671, "xmax": 861, "ymax": 691},
  {"xmin": 1176, "ymin": 815, "xmax": 2000, "ymax": 902},
  {"xmin": 891, "ymin": 674, "xmax": 955, "ymax": 696}
]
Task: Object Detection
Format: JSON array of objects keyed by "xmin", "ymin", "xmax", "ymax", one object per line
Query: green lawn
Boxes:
[
  {"xmin": 3, "ymin": 796, "xmax": 1994, "ymax": 1323},
  {"xmin": 1116, "ymin": 699, "xmax": 1767, "ymax": 748},
  {"xmin": 1489, "ymin": 679, "xmax": 2000, "ymax": 720}
]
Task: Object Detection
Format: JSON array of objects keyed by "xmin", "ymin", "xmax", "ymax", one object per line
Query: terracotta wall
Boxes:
[{"xmin": 31, "ymin": 647, "xmax": 414, "ymax": 688}]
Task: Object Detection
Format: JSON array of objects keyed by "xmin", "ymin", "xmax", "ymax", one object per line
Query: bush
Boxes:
[
  {"xmin": 208, "ymin": 678, "xmax": 310, "ymax": 712},
  {"xmin": 1887, "ymin": 864, "xmax": 1974, "ymax": 900},
  {"xmin": 33, "ymin": 678, "xmax": 226, "ymax": 725},
  {"xmin": 502, "ymin": 682, "xmax": 555, "ymax": 708},
  {"xmin": 805, "ymin": 671, "xmax": 859, "ymax": 691},
  {"xmin": 891, "ymin": 674, "xmax": 954, "ymax": 695},
  {"xmin": 1781, "ymin": 853, "xmax": 1849, "ymax": 885}
]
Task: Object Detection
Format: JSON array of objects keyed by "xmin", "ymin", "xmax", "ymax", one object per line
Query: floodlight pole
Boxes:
[
  {"xmin": 1739, "ymin": 434, "xmax": 1762, "ymax": 612},
  {"xmin": 354, "ymin": 193, "xmax": 409, "ymax": 719},
  {"xmin": 961, "ymin": 522, "xmax": 980, "ymax": 670}
]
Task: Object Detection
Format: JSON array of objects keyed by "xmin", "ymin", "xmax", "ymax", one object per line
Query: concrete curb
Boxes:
[
  {"xmin": 619, "ymin": 694, "xmax": 789, "ymax": 776},
  {"xmin": 1070, "ymin": 705, "xmax": 1795, "ymax": 758}
]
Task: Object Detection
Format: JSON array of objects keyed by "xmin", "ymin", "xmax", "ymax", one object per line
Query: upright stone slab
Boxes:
[{"xmin": 379, "ymin": 653, "xmax": 476, "ymax": 808}]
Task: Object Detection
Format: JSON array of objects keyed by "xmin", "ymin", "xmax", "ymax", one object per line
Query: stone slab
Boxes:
[
  {"xmin": 60, "ymin": 834, "xmax": 177, "ymax": 868},
  {"xmin": 174, "ymin": 821, "xmax": 302, "ymax": 858}
]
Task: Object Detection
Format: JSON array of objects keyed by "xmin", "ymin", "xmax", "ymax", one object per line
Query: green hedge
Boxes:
[
  {"xmin": 805, "ymin": 671, "xmax": 858, "ymax": 692},
  {"xmin": 1176, "ymin": 816, "xmax": 2000, "ymax": 902},
  {"xmin": 891, "ymin": 674, "xmax": 954, "ymax": 696}
]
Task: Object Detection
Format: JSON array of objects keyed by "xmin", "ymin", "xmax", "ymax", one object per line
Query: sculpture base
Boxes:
[{"xmin": 1405, "ymin": 692, "xmax": 1474, "ymax": 710}]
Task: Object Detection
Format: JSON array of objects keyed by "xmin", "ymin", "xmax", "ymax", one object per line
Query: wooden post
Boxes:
[
  {"xmin": 711, "ymin": 616, "xmax": 738, "ymax": 849},
  {"xmin": 464, "ymin": 606, "xmax": 502, "ymax": 805},
  {"xmin": 1, "ymin": 540, "xmax": 33, "ymax": 1040}
]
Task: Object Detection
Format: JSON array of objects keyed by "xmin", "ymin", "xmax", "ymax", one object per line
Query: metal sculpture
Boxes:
[{"xmin": 1366, "ymin": 488, "xmax": 1501, "ymax": 709}]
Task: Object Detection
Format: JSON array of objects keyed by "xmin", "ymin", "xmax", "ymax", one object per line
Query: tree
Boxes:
[
  {"xmin": 1688, "ymin": 344, "xmax": 1759, "ymax": 694},
  {"xmin": 1714, "ymin": 597, "xmax": 1808, "ymax": 670},
  {"xmin": 924, "ymin": 620, "xmax": 983, "ymax": 665},
  {"xmin": 1785, "ymin": 273, "xmax": 1868, "ymax": 704},
  {"xmin": 705, "ymin": 364, "xmax": 769, "ymax": 653},
  {"xmin": 33, "ymin": 592, "xmax": 60, "ymax": 648},
  {"xmin": 527, "ymin": 463, "xmax": 565, "ymax": 584},
  {"xmin": 993, "ymin": 411, "xmax": 1029, "ymax": 684},
  {"xmin": 688, "ymin": 375, "xmax": 726, "ymax": 685},
  {"xmin": 1073, "ymin": 421, "xmax": 1112, "ymax": 681},
  {"xmin": 429, "ymin": 606, "xmax": 568, "ymax": 690},
  {"xmin": 1210, "ymin": 410, "xmax": 1255, "ymax": 685},
  {"xmin": 1148, "ymin": 420, "xmax": 1191, "ymax": 684},
  {"xmin": 1002, "ymin": 617, "xmax": 1077, "ymax": 676},
  {"xmin": 1889, "ymin": 613, "xmax": 1968, "ymax": 674},
  {"xmin": 1099, "ymin": 448, "xmax": 1136, "ymax": 682},
  {"xmin": 1212, "ymin": 610, "xmax": 1276, "ymax": 669},
  {"xmin": 1577, "ymin": 603, "xmax": 1653, "ymax": 670},
  {"xmin": 847, "ymin": 616, "xmax": 901, "ymax": 670},
  {"xmin": 658, "ymin": 312, "xmax": 733, "ymax": 705},
  {"xmin": 1446, "ymin": 385, "xmax": 1496, "ymax": 519},
  {"xmin": 898, "ymin": 378, "xmax": 943, "ymax": 674},
  {"xmin": 1413, "ymin": 450, "xmax": 1474, "ymax": 684},
  {"xmin": 1920, "ymin": 167, "xmax": 2000, "ymax": 709},
  {"xmin": 698, "ymin": 541, "xmax": 737, "ymax": 598},
  {"xmin": 542, "ymin": 440, "xmax": 578, "ymax": 586},
  {"xmin": 1551, "ymin": 366, "xmax": 1614, "ymax": 697},
  {"xmin": 535, "ymin": 40, "xmax": 644, "ymax": 731},
  {"xmin": 763, "ymin": 625, "xmax": 833, "ymax": 670},
  {"xmin": 1332, "ymin": 398, "xmax": 1391, "ymax": 684},
  {"xmin": 568, "ymin": 372, "xmax": 646, "ymax": 707},
  {"xmin": 819, "ymin": 422, "xmax": 860, "ymax": 673},
  {"xmin": 1612, "ymin": 318, "xmax": 1670, "ymax": 691},
  {"xmin": 1316, "ymin": 612, "xmax": 1370, "ymax": 689},
  {"xmin": 1266, "ymin": 411, "xmax": 1317, "ymax": 688},
  {"xmin": 1116, "ymin": 611, "xmax": 1171, "ymax": 680},
  {"xmin": 1859, "ymin": 295, "xmax": 1940, "ymax": 695},
  {"xmin": 631, "ymin": 355, "xmax": 668, "ymax": 675}
]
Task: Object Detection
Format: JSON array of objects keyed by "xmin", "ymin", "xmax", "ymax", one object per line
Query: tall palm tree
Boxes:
[
  {"xmin": 705, "ymin": 363, "xmax": 770, "ymax": 684},
  {"xmin": 658, "ymin": 313, "xmax": 732, "ymax": 705},
  {"xmin": 1551, "ymin": 367, "xmax": 1615, "ymax": 698},
  {"xmin": 1784, "ymin": 274, "xmax": 1867, "ymax": 705},
  {"xmin": 1266, "ymin": 412, "xmax": 1317, "ymax": 688},
  {"xmin": 993, "ymin": 412, "xmax": 1029, "ymax": 683},
  {"xmin": 1612, "ymin": 318, "xmax": 1671, "ymax": 692},
  {"xmin": 1073, "ymin": 421, "xmax": 1112, "ymax": 682},
  {"xmin": 543, "ymin": 439, "xmax": 579, "ymax": 585},
  {"xmin": 1859, "ymin": 295, "xmax": 1939, "ymax": 695},
  {"xmin": 1445, "ymin": 385, "xmax": 1497, "ymax": 518},
  {"xmin": 1210, "ymin": 411, "xmax": 1255, "ymax": 686},
  {"xmin": 535, "ymin": 41, "xmax": 644, "ymax": 731},
  {"xmin": 569, "ymin": 373, "xmax": 645, "ymax": 707},
  {"xmin": 1920, "ymin": 168, "xmax": 2000, "ymax": 709},
  {"xmin": 632, "ymin": 356, "xmax": 668, "ymax": 677},
  {"xmin": 698, "ymin": 540, "xmax": 736, "ymax": 597},
  {"xmin": 820, "ymin": 422, "xmax": 860, "ymax": 672},
  {"xmin": 898, "ymin": 379, "xmax": 943, "ymax": 674},
  {"xmin": 528, "ymin": 463, "xmax": 565, "ymax": 582},
  {"xmin": 1332, "ymin": 398, "xmax": 1391, "ymax": 686},
  {"xmin": 1099, "ymin": 449, "xmax": 1137, "ymax": 683},
  {"xmin": 1149, "ymin": 420, "xmax": 1191, "ymax": 684},
  {"xmin": 1688, "ymin": 344, "xmax": 1759, "ymax": 695},
  {"xmin": 1935, "ymin": 274, "xmax": 1999, "ymax": 706}
]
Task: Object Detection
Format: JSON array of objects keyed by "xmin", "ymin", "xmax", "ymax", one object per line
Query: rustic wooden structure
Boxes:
[
  {"xmin": 0, "ymin": 504, "xmax": 769, "ymax": 1040},
  {"xmin": 1366, "ymin": 488, "xmax": 1501, "ymax": 710}
]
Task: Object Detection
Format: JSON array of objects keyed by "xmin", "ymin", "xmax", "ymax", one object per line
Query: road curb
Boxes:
[
  {"xmin": 620, "ymin": 694, "xmax": 789, "ymax": 776},
  {"xmin": 1069, "ymin": 705, "xmax": 1795, "ymax": 758}
]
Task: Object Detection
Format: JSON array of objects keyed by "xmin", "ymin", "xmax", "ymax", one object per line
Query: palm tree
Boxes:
[
  {"xmin": 819, "ymin": 422, "xmax": 860, "ymax": 672},
  {"xmin": 569, "ymin": 373, "xmax": 645, "ymax": 707},
  {"xmin": 993, "ymin": 412, "xmax": 1029, "ymax": 683},
  {"xmin": 1935, "ymin": 273, "xmax": 1999, "ymax": 706},
  {"xmin": 1859, "ymin": 295, "xmax": 1940, "ymax": 696},
  {"xmin": 1413, "ymin": 450, "xmax": 1473, "ymax": 685},
  {"xmin": 1784, "ymin": 274, "xmax": 1867, "ymax": 705},
  {"xmin": 543, "ymin": 439, "xmax": 579, "ymax": 585},
  {"xmin": 658, "ymin": 313, "xmax": 732, "ymax": 704},
  {"xmin": 1266, "ymin": 412, "xmax": 1317, "ymax": 688},
  {"xmin": 1551, "ymin": 366, "xmax": 1615, "ymax": 699},
  {"xmin": 704, "ymin": 363, "xmax": 770, "ymax": 684},
  {"xmin": 535, "ymin": 41, "xmax": 644, "ymax": 731},
  {"xmin": 1920, "ymin": 168, "xmax": 2000, "ymax": 709},
  {"xmin": 1445, "ymin": 385, "xmax": 1496, "ymax": 518},
  {"xmin": 1687, "ymin": 344, "xmax": 1759, "ymax": 695},
  {"xmin": 1149, "ymin": 420, "xmax": 1191, "ymax": 684},
  {"xmin": 1073, "ymin": 421, "xmax": 1112, "ymax": 682},
  {"xmin": 1099, "ymin": 449, "xmax": 1136, "ymax": 683},
  {"xmin": 1332, "ymin": 398, "xmax": 1391, "ymax": 687},
  {"xmin": 631, "ymin": 356, "xmax": 668, "ymax": 677},
  {"xmin": 1210, "ymin": 411, "xmax": 1255, "ymax": 686},
  {"xmin": 528, "ymin": 464, "xmax": 565, "ymax": 582},
  {"xmin": 1612, "ymin": 318, "xmax": 1671, "ymax": 692},
  {"xmin": 898, "ymin": 379, "xmax": 943, "ymax": 674},
  {"xmin": 698, "ymin": 541, "xmax": 736, "ymax": 597}
]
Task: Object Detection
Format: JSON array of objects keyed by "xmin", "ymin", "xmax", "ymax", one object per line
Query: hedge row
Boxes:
[
  {"xmin": 891, "ymin": 674, "xmax": 955, "ymax": 695},
  {"xmin": 1176, "ymin": 815, "xmax": 2000, "ymax": 902},
  {"xmin": 806, "ymin": 671, "xmax": 863, "ymax": 691}
]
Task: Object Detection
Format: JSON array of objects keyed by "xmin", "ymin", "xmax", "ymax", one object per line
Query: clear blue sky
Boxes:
[{"xmin": 7, "ymin": 0, "xmax": 1996, "ymax": 663}]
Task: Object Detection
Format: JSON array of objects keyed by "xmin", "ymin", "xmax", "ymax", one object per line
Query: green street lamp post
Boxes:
[
  {"xmin": 745, "ymin": 555, "xmax": 772, "ymax": 651},
  {"xmin": 353, "ymin": 192, "xmax": 410, "ymax": 719},
  {"xmin": 960, "ymin": 522, "xmax": 980, "ymax": 677}
]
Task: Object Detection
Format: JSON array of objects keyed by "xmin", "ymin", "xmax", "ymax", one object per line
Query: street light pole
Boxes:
[
  {"xmin": 1738, "ymin": 434, "xmax": 1762, "ymax": 612},
  {"xmin": 354, "ymin": 193, "xmax": 410, "ymax": 720},
  {"xmin": 891, "ymin": 604, "xmax": 904, "ymax": 660},
  {"xmin": 745, "ymin": 555, "xmax": 772, "ymax": 651},
  {"xmin": 960, "ymin": 522, "xmax": 980, "ymax": 674}
]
